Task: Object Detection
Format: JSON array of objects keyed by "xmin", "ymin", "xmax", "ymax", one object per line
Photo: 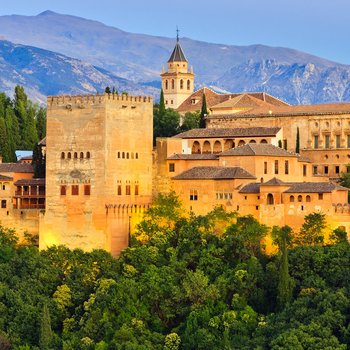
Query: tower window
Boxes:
[
  {"xmin": 180, "ymin": 79, "xmax": 183, "ymax": 89},
  {"xmin": 117, "ymin": 185, "xmax": 122, "ymax": 195},
  {"xmin": 84, "ymin": 185, "xmax": 91, "ymax": 195},
  {"xmin": 171, "ymin": 79, "xmax": 175, "ymax": 89},
  {"xmin": 126, "ymin": 185, "xmax": 131, "ymax": 195},
  {"xmin": 314, "ymin": 135, "xmax": 319, "ymax": 149},
  {"xmin": 86, "ymin": 152, "xmax": 91, "ymax": 159},
  {"xmin": 336, "ymin": 135, "xmax": 341, "ymax": 148},
  {"xmin": 61, "ymin": 152, "xmax": 65, "ymax": 159},
  {"xmin": 187, "ymin": 80, "xmax": 191, "ymax": 90},
  {"xmin": 264, "ymin": 161, "xmax": 268, "ymax": 174},
  {"xmin": 169, "ymin": 163, "xmax": 175, "ymax": 172},
  {"xmin": 165, "ymin": 80, "xmax": 168, "ymax": 90},
  {"xmin": 285, "ymin": 160, "xmax": 289, "ymax": 175},
  {"xmin": 274, "ymin": 160, "xmax": 279, "ymax": 174},
  {"xmin": 60, "ymin": 185, "xmax": 67, "ymax": 196},
  {"xmin": 67, "ymin": 152, "xmax": 71, "ymax": 159},
  {"xmin": 80, "ymin": 152, "xmax": 84, "ymax": 159},
  {"xmin": 1, "ymin": 200, "xmax": 6, "ymax": 208},
  {"xmin": 72, "ymin": 185, "xmax": 79, "ymax": 195},
  {"xmin": 74, "ymin": 152, "xmax": 78, "ymax": 159}
]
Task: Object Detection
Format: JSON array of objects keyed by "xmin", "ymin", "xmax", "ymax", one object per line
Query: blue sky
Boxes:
[{"xmin": 2, "ymin": 0, "xmax": 350, "ymax": 64}]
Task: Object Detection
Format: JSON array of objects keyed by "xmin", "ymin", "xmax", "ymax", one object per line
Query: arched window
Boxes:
[
  {"xmin": 224, "ymin": 140, "xmax": 233, "ymax": 150},
  {"xmin": 249, "ymin": 139, "xmax": 257, "ymax": 143},
  {"xmin": 187, "ymin": 80, "xmax": 191, "ymax": 90},
  {"xmin": 180, "ymin": 79, "xmax": 184, "ymax": 89},
  {"xmin": 290, "ymin": 195, "xmax": 295, "ymax": 203},
  {"xmin": 135, "ymin": 153, "xmax": 138, "ymax": 159},
  {"xmin": 260, "ymin": 139, "xmax": 268, "ymax": 144},
  {"xmin": 74, "ymin": 152, "xmax": 78, "ymax": 159},
  {"xmin": 192, "ymin": 141, "xmax": 201, "ymax": 154},
  {"xmin": 298, "ymin": 195, "xmax": 303, "ymax": 202},
  {"xmin": 67, "ymin": 152, "xmax": 71, "ymax": 159},
  {"xmin": 238, "ymin": 140, "xmax": 245, "ymax": 146},
  {"xmin": 122, "ymin": 152, "xmax": 125, "ymax": 159},
  {"xmin": 267, "ymin": 193, "xmax": 274, "ymax": 205},
  {"xmin": 126, "ymin": 152, "xmax": 129, "ymax": 159},
  {"xmin": 165, "ymin": 80, "xmax": 168, "ymax": 90},
  {"xmin": 117, "ymin": 152, "xmax": 120, "ymax": 158},
  {"xmin": 171, "ymin": 79, "xmax": 175, "ymax": 89},
  {"xmin": 80, "ymin": 152, "xmax": 84, "ymax": 159},
  {"xmin": 213, "ymin": 140, "xmax": 222, "ymax": 153},
  {"xmin": 61, "ymin": 152, "xmax": 65, "ymax": 159},
  {"xmin": 86, "ymin": 152, "xmax": 91, "ymax": 159},
  {"xmin": 202, "ymin": 141, "xmax": 211, "ymax": 153},
  {"xmin": 306, "ymin": 195, "xmax": 311, "ymax": 202}
]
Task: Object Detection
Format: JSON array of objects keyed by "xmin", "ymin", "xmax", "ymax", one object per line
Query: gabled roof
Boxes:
[
  {"xmin": 168, "ymin": 41, "xmax": 188, "ymax": 62},
  {"xmin": 219, "ymin": 143, "xmax": 298, "ymax": 157},
  {"xmin": 167, "ymin": 154, "xmax": 219, "ymax": 160},
  {"xmin": 285, "ymin": 182, "xmax": 348, "ymax": 193},
  {"xmin": 239, "ymin": 183, "xmax": 261, "ymax": 193},
  {"xmin": 211, "ymin": 93, "xmax": 276, "ymax": 110},
  {"xmin": 174, "ymin": 127, "xmax": 281, "ymax": 139},
  {"xmin": 0, "ymin": 163, "xmax": 34, "ymax": 173},
  {"xmin": 172, "ymin": 166, "xmax": 256, "ymax": 180},
  {"xmin": 262, "ymin": 177, "xmax": 287, "ymax": 186}
]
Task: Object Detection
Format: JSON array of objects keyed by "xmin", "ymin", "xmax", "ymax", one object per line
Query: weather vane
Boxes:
[{"xmin": 176, "ymin": 26, "xmax": 179, "ymax": 42}]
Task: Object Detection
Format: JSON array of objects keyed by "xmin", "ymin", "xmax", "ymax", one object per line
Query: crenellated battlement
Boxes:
[{"xmin": 47, "ymin": 93, "xmax": 153, "ymax": 108}]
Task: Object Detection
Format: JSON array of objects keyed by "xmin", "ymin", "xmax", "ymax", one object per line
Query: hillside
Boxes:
[{"xmin": 1, "ymin": 11, "xmax": 350, "ymax": 104}]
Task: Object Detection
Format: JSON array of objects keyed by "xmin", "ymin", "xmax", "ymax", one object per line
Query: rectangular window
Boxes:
[
  {"xmin": 285, "ymin": 160, "xmax": 289, "ymax": 175},
  {"xmin": 72, "ymin": 185, "xmax": 79, "ymax": 195},
  {"xmin": 264, "ymin": 161, "xmax": 268, "ymax": 174},
  {"xmin": 190, "ymin": 189, "xmax": 198, "ymax": 201},
  {"xmin": 325, "ymin": 135, "xmax": 330, "ymax": 148},
  {"xmin": 2, "ymin": 185, "xmax": 5, "ymax": 190},
  {"xmin": 169, "ymin": 163, "xmax": 175, "ymax": 172},
  {"xmin": 303, "ymin": 164, "xmax": 307, "ymax": 176},
  {"xmin": 60, "ymin": 185, "xmax": 67, "ymax": 196},
  {"xmin": 318, "ymin": 193, "xmax": 323, "ymax": 200},
  {"xmin": 313, "ymin": 166, "xmax": 318, "ymax": 175},
  {"xmin": 84, "ymin": 185, "xmax": 91, "ymax": 195},
  {"xmin": 117, "ymin": 185, "xmax": 122, "ymax": 195},
  {"xmin": 324, "ymin": 166, "xmax": 328, "ymax": 175},
  {"xmin": 347, "ymin": 135, "xmax": 350, "ymax": 148},
  {"xmin": 274, "ymin": 160, "xmax": 279, "ymax": 175},
  {"xmin": 135, "ymin": 185, "xmax": 139, "ymax": 196},
  {"xmin": 126, "ymin": 185, "xmax": 131, "ymax": 195},
  {"xmin": 314, "ymin": 135, "xmax": 319, "ymax": 149},
  {"xmin": 336, "ymin": 135, "xmax": 341, "ymax": 148},
  {"xmin": 335, "ymin": 165, "xmax": 340, "ymax": 174},
  {"xmin": 1, "ymin": 200, "xmax": 6, "ymax": 208}
]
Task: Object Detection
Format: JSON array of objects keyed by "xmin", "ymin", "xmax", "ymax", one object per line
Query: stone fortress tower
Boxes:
[
  {"xmin": 39, "ymin": 93, "xmax": 153, "ymax": 256},
  {"xmin": 160, "ymin": 32, "xmax": 195, "ymax": 109}
]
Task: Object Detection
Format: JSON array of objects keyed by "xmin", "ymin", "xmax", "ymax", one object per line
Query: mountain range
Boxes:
[{"xmin": 0, "ymin": 10, "xmax": 350, "ymax": 105}]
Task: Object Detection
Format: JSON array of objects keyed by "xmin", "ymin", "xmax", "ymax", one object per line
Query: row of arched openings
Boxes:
[
  {"xmin": 164, "ymin": 79, "xmax": 191, "ymax": 90},
  {"xmin": 61, "ymin": 152, "xmax": 91, "ymax": 160},
  {"xmin": 117, "ymin": 152, "xmax": 139, "ymax": 159}
]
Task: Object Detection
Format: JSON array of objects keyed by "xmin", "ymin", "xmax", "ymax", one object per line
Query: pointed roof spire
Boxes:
[{"xmin": 168, "ymin": 28, "xmax": 188, "ymax": 63}]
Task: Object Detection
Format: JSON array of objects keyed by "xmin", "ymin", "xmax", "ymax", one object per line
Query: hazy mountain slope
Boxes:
[
  {"xmin": 0, "ymin": 40, "xmax": 157, "ymax": 104},
  {"xmin": 1, "ymin": 11, "xmax": 350, "ymax": 104}
]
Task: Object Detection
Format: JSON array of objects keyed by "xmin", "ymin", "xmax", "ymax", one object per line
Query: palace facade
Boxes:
[{"xmin": 0, "ymin": 38, "xmax": 350, "ymax": 254}]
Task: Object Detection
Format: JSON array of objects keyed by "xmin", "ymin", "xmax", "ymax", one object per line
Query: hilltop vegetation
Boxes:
[
  {"xmin": 0, "ymin": 86, "xmax": 46, "ymax": 162},
  {"xmin": 0, "ymin": 194, "xmax": 349, "ymax": 349}
]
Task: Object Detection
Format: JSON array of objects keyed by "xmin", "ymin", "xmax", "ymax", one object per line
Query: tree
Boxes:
[
  {"xmin": 159, "ymin": 89, "xmax": 165, "ymax": 116},
  {"xmin": 199, "ymin": 93, "xmax": 208, "ymax": 128},
  {"xmin": 153, "ymin": 108, "xmax": 180, "ymax": 143},
  {"xmin": 39, "ymin": 303, "xmax": 53, "ymax": 350},
  {"xmin": 272, "ymin": 226, "xmax": 294, "ymax": 309},
  {"xmin": 0, "ymin": 115, "xmax": 11, "ymax": 162},
  {"xmin": 180, "ymin": 111, "xmax": 200, "ymax": 132},
  {"xmin": 105, "ymin": 86, "xmax": 111, "ymax": 94},
  {"xmin": 36, "ymin": 107, "xmax": 46, "ymax": 141},
  {"xmin": 295, "ymin": 212, "xmax": 326, "ymax": 246},
  {"xmin": 32, "ymin": 143, "xmax": 46, "ymax": 178},
  {"xmin": 295, "ymin": 127, "xmax": 300, "ymax": 154}
]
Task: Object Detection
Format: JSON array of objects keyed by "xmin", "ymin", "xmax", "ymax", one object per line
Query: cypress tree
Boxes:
[
  {"xmin": 296, "ymin": 127, "xmax": 300, "ymax": 153},
  {"xmin": 39, "ymin": 303, "xmax": 53, "ymax": 350},
  {"xmin": 105, "ymin": 86, "xmax": 111, "ymax": 94},
  {"xmin": 159, "ymin": 89, "xmax": 166, "ymax": 116},
  {"xmin": 32, "ymin": 144, "xmax": 46, "ymax": 178},
  {"xmin": 276, "ymin": 226, "xmax": 293, "ymax": 309},
  {"xmin": 0, "ymin": 115, "xmax": 11, "ymax": 162},
  {"xmin": 36, "ymin": 107, "xmax": 46, "ymax": 141},
  {"xmin": 4, "ymin": 107, "xmax": 17, "ymax": 162},
  {"xmin": 14, "ymin": 85, "xmax": 28, "ymax": 148},
  {"xmin": 199, "ymin": 93, "xmax": 208, "ymax": 128}
]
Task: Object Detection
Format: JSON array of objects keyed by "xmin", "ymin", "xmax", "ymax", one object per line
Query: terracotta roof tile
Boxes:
[
  {"xmin": 14, "ymin": 178, "xmax": 45, "ymax": 186},
  {"xmin": 262, "ymin": 177, "xmax": 287, "ymax": 186},
  {"xmin": 174, "ymin": 127, "xmax": 281, "ymax": 139},
  {"xmin": 0, "ymin": 174, "xmax": 13, "ymax": 181},
  {"xmin": 284, "ymin": 182, "xmax": 348, "ymax": 193},
  {"xmin": 168, "ymin": 154, "xmax": 219, "ymax": 160},
  {"xmin": 172, "ymin": 166, "xmax": 256, "ymax": 180},
  {"xmin": 239, "ymin": 183, "xmax": 261, "ymax": 193},
  {"xmin": 219, "ymin": 143, "xmax": 298, "ymax": 157},
  {"xmin": 0, "ymin": 163, "xmax": 34, "ymax": 173}
]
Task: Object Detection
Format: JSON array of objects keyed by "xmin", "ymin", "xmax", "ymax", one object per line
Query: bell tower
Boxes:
[{"xmin": 161, "ymin": 30, "xmax": 195, "ymax": 109}]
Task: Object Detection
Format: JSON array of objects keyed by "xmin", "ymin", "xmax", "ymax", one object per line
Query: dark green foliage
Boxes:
[
  {"xmin": 296, "ymin": 126, "xmax": 300, "ymax": 153},
  {"xmin": 104, "ymin": 86, "xmax": 111, "ymax": 94},
  {"xmin": 0, "ymin": 197, "xmax": 349, "ymax": 349},
  {"xmin": 0, "ymin": 86, "xmax": 46, "ymax": 161},
  {"xmin": 199, "ymin": 93, "xmax": 208, "ymax": 128},
  {"xmin": 153, "ymin": 107, "xmax": 180, "ymax": 143},
  {"xmin": 32, "ymin": 143, "xmax": 46, "ymax": 178},
  {"xmin": 180, "ymin": 111, "xmax": 200, "ymax": 132},
  {"xmin": 295, "ymin": 212, "xmax": 326, "ymax": 246},
  {"xmin": 159, "ymin": 89, "xmax": 166, "ymax": 116}
]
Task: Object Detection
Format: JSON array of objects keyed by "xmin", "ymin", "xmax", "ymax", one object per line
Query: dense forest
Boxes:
[
  {"xmin": 0, "ymin": 193, "xmax": 349, "ymax": 349},
  {"xmin": 0, "ymin": 86, "xmax": 46, "ymax": 162}
]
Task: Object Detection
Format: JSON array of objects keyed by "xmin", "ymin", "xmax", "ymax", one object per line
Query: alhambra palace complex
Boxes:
[{"xmin": 1, "ymin": 38, "xmax": 350, "ymax": 255}]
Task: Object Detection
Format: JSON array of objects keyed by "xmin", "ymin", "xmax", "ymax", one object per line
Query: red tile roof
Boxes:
[{"xmin": 0, "ymin": 163, "xmax": 34, "ymax": 173}]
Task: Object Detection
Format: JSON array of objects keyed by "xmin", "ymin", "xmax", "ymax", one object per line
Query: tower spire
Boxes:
[{"xmin": 176, "ymin": 26, "xmax": 179, "ymax": 42}]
